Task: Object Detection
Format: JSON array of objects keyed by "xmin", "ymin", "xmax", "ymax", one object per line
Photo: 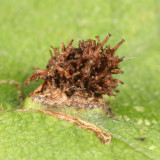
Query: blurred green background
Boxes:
[{"xmin": 0, "ymin": 0, "xmax": 160, "ymax": 159}]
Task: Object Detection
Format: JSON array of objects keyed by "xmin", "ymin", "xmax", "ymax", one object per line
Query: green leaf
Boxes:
[{"xmin": 0, "ymin": 0, "xmax": 159, "ymax": 159}]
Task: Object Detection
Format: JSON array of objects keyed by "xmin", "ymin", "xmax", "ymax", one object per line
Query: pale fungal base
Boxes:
[
  {"xmin": 39, "ymin": 109, "xmax": 111, "ymax": 144},
  {"xmin": 0, "ymin": 80, "xmax": 22, "ymax": 101},
  {"xmin": 30, "ymin": 86, "xmax": 114, "ymax": 117},
  {"xmin": 31, "ymin": 86, "xmax": 107, "ymax": 109}
]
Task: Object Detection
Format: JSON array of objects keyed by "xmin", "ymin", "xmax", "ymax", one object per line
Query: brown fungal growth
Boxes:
[{"xmin": 25, "ymin": 34, "xmax": 124, "ymax": 111}]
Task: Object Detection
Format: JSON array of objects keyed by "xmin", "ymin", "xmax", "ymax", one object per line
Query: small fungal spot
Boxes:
[{"xmin": 134, "ymin": 138, "xmax": 146, "ymax": 142}]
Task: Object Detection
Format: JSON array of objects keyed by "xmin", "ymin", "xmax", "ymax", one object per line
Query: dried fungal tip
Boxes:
[
  {"xmin": 113, "ymin": 39, "xmax": 125, "ymax": 51},
  {"xmin": 49, "ymin": 50, "xmax": 54, "ymax": 58},
  {"xmin": 25, "ymin": 35, "xmax": 124, "ymax": 109},
  {"xmin": 68, "ymin": 39, "xmax": 74, "ymax": 47},
  {"xmin": 95, "ymin": 36, "xmax": 100, "ymax": 44},
  {"xmin": 94, "ymin": 34, "xmax": 112, "ymax": 55},
  {"xmin": 119, "ymin": 56, "xmax": 125, "ymax": 62},
  {"xmin": 50, "ymin": 45, "xmax": 57, "ymax": 56},
  {"xmin": 61, "ymin": 42, "xmax": 65, "ymax": 52}
]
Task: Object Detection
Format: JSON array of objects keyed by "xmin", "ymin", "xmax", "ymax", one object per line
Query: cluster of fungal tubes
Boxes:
[{"xmin": 25, "ymin": 34, "xmax": 124, "ymax": 110}]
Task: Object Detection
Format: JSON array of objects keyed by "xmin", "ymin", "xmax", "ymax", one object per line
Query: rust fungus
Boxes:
[{"xmin": 25, "ymin": 34, "xmax": 125, "ymax": 112}]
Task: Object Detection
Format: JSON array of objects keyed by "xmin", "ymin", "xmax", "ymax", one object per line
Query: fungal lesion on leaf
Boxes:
[
  {"xmin": 24, "ymin": 34, "xmax": 125, "ymax": 115},
  {"xmin": 0, "ymin": 34, "xmax": 125, "ymax": 144},
  {"xmin": 39, "ymin": 109, "xmax": 111, "ymax": 144}
]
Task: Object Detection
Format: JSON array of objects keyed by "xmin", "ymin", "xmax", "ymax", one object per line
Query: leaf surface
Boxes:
[{"xmin": 0, "ymin": 0, "xmax": 159, "ymax": 159}]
